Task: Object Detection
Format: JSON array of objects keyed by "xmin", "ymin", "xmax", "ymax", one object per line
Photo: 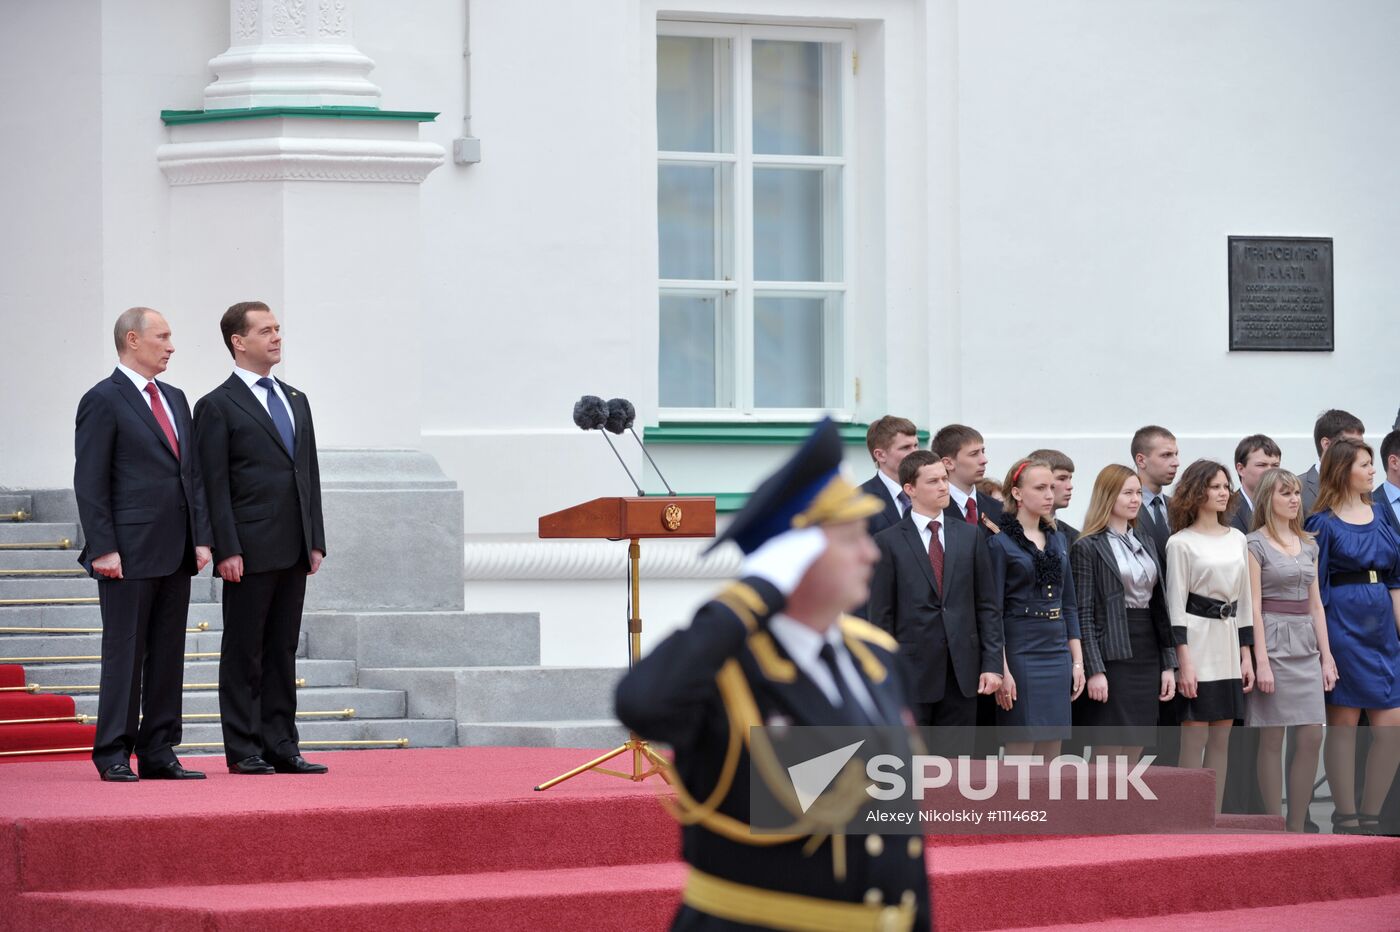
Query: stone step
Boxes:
[
  {"xmin": 0, "ymin": 551, "xmax": 90, "ymax": 571},
  {"xmin": 0, "ymin": 602, "xmax": 224, "ymax": 630},
  {"xmin": 358, "ymin": 666, "xmax": 624, "ymax": 723},
  {"xmin": 0, "ymin": 494, "xmax": 34, "ymax": 516},
  {"xmin": 302, "ymin": 611, "xmax": 539, "ymax": 668},
  {"xmin": 0, "ymin": 631, "xmax": 305, "ymax": 662},
  {"xmin": 70, "ymin": 685, "xmax": 409, "ymax": 719},
  {"xmin": 457, "ymin": 720, "xmax": 630, "ymax": 749},
  {"xmin": 0, "ymin": 575, "xmax": 216, "ymax": 604},
  {"xmin": 175, "ymin": 717, "xmax": 457, "ymax": 749},
  {"xmin": 0, "ymin": 522, "xmax": 79, "ymax": 547},
  {"xmin": 25, "ymin": 658, "xmax": 357, "ymax": 689}
]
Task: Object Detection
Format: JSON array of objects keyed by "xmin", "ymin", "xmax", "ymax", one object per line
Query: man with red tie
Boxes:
[
  {"xmin": 195, "ymin": 301, "xmax": 327, "ymax": 775},
  {"xmin": 74, "ymin": 307, "xmax": 214, "ymax": 782},
  {"xmin": 932, "ymin": 423, "xmax": 1004, "ymax": 534}
]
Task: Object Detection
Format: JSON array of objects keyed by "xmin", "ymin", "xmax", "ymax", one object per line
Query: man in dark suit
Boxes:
[
  {"xmin": 194, "ymin": 301, "xmax": 327, "ymax": 776},
  {"xmin": 852, "ymin": 416, "xmax": 919, "ymax": 619},
  {"xmin": 1030, "ymin": 448, "xmax": 1079, "ymax": 545},
  {"xmin": 869, "ymin": 451, "xmax": 1002, "ymax": 744},
  {"xmin": 1376, "ymin": 429, "xmax": 1400, "ymax": 536},
  {"xmin": 932, "ymin": 424, "xmax": 1003, "ymax": 534},
  {"xmin": 1131, "ymin": 425, "xmax": 1178, "ymax": 566},
  {"xmin": 616, "ymin": 420, "xmax": 931, "ymax": 930},
  {"xmin": 1301, "ymin": 409, "xmax": 1365, "ymax": 515},
  {"xmin": 1230, "ymin": 434, "xmax": 1280, "ymax": 534},
  {"xmin": 74, "ymin": 307, "xmax": 213, "ymax": 782}
]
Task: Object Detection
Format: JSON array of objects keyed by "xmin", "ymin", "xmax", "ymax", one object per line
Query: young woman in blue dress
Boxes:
[
  {"xmin": 991, "ymin": 457, "xmax": 1084, "ymax": 759},
  {"xmin": 1304, "ymin": 438, "xmax": 1400, "ymax": 834}
]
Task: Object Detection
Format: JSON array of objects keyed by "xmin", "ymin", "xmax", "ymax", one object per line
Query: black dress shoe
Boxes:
[
  {"xmin": 139, "ymin": 761, "xmax": 206, "ymax": 780},
  {"xmin": 228, "ymin": 755, "xmax": 277, "ymax": 775},
  {"xmin": 99, "ymin": 763, "xmax": 139, "ymax": 782},
  {"xmin": 270, "ymin": 754, "xmax": 328, "ymax": 774}
]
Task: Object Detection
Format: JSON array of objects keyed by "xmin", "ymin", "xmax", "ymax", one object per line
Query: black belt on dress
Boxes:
[
  {"xmin": 1185, "ymin": 592, "xmax": 1237, "ymax": 619},
  {"xmin": 1330, "ymin": 569, "xmax": 1382, "ymax": 586}
]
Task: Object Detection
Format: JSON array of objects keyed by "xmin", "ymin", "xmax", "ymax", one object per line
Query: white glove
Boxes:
[{"xmin": 738, "ymin": 526, "xmax": 828, "ymax": 597}]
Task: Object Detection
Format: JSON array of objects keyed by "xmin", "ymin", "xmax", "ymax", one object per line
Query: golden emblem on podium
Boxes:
[{"xmin": 662, "ymin": 503, "xmax": 683, "ymax": 531}]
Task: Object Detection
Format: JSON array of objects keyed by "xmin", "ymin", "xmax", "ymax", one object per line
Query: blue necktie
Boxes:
[{"xmin": 256, "ymin": 377, "xmax": 295, "ymax": 455}]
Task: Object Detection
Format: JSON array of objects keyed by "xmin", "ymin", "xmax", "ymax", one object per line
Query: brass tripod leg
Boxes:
[{"xmin": 534, "ymin": 537, "xmax": 670, "ymax": 791}]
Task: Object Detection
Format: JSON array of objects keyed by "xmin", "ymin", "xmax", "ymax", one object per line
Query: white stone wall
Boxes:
[{"xmin": 3, "ymin": 0, "xmax": 1398, "ymax": 666}]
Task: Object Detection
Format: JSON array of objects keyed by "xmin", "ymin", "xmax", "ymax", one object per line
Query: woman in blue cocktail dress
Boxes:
[{"xmin": 1305, "ymin": 439, "xmax": 1400, "ymax": 834}]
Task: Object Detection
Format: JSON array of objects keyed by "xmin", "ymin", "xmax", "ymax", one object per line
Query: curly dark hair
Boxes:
[{"xmin": 1166, "ymin": 459, "xmax": 1234, "ymax": 533}]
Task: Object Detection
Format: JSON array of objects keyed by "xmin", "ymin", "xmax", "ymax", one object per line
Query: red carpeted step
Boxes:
[
  {"xmin": 0, "ymin": 665, "xmax": 25, "ymax": 689},
  {"xmin": 1214, "ymin": 812, "xmax": 1286, "ymax": 832},
  {"xmin": 929, "ymin": 834, "xmax": 1400, "ymax": 931},
  {"xmin": 0, "ymin": 693, "xmax": 76, "ymax": 720},
  {"xmin": 0, "ymin": 722, "xmax": 94, "ymax": 756},
  {"xmin": 986, "ymin": 892, "xmax": 1400, "ymax": 931}
]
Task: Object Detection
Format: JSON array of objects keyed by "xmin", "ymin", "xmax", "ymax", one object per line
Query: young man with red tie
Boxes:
[{"xmin": 933, "ymin": 423, "xmax": 1003, "ymax": 534}]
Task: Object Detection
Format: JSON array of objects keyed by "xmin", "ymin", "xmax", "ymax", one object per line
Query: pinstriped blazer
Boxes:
[{"xmin": 1070, "ymin": 528, "xmax": 1177, "ymax": 676}]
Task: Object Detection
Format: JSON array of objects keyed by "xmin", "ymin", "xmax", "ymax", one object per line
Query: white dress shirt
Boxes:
[
  {"xmin": 115, "ymin": 362, "xmax": 178, "ymax": 439},
  {"xmin": 910, "ymin": 508, "xmax": 946, "ymax": 552},
  {"xmin": 233, "ymin": 366, "xmax": 295, "ymax": 432},
  {"xmin": 876, "ymin": 470, "xmax": 905, "ymax": 513},
  {"xmin": 769, "ymin": 614, "xmax": 880, "ymax": 721},
  {"xmin": 947, "ymin": 482, "xmax": 975, "ymax": 520}
]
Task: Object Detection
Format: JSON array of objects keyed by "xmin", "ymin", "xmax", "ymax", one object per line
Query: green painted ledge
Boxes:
[
  {"xmin": 161, "ymin": 107, "xmax": 439, "ymax": 125},
  {"xmin": 644, "ymin": 421, "xmax": 930, "ymax": 446},
  {"xmin": 659, "ymin": 492, "xmax": 748, "ymax": 513}
]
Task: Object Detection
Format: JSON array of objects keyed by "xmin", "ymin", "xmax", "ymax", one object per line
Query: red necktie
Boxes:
[
  {"xmin": 145, "ymin": 383, "xmax": 179, "ymax": 459},
  {"xmin": 928, "ymin": 520, "xmax": 944, "ymax": 591},
  {"xmin": 965, "ymin": 496, "xmax": 978, "ymax": 526}
]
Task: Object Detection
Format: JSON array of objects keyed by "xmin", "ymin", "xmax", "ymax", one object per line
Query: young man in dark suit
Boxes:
[
  {"xmin": 859, "ymin": 415, "xmax": 919, "ymax": 537},
  {"xmin": 1376, "ymin": 429, "xmax": 1400, "ymax": 536},
  {"xmin": 1030, "ymin": 448, "xmax": 1079, "ymax": 545},
  {"xmin": 1230, "ymin": 434, "xmax": 1280, "ymax": 534},
  {"xmin": 1131, "ymin": 425, "xmax": 1178, "ymax": 567},
  {"xmin": 869, "ymin": 451, "xmax": 1002, "ymax": 743},
  {"xmin": 195, "ymin": 301, "xmax": 327, "ymax": 775},
  {"xmin": 74, "ymin": 307, "xmax": 213, "ymax": 782},
  {"xmin": 932, "ymin": 424, "xmax": 1002, "ymax": 534},
  {"xmin": 1301, "ymin": 409, "xmax": 1365, "ymax": 516}
]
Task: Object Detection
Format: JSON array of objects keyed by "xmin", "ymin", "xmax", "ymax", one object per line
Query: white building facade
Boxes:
[{"xmin": 4, "ymin": 0, "xmax": 1398, "ymax": 667}]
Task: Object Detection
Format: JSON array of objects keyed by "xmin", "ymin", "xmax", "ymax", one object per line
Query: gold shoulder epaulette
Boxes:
[{"xmin": 837, "ymin": 615, "xmax": 897, "ymax": 652}]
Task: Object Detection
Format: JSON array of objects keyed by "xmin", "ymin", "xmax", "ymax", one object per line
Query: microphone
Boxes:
[
  {"xmin": 605, "ymin": 397, "xmax": 675, "ymax": 495},
  {"xmin": 573, "ymin": 395, "xmax": 643, "ymax": 496}
]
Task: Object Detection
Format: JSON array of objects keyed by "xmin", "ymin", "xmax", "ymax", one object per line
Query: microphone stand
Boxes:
[
  {"xmin": 627, "ymin": 426, "xmax": 674, "ymax": 495},
  {"xmin": 600, "ymin": 430, "xmax": 644, "ymax": 497}
]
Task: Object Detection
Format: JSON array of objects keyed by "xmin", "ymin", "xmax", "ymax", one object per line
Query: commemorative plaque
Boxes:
[{"xmin": 1228, "ymin": 236, "xmax": 1333, "ymax": 351}]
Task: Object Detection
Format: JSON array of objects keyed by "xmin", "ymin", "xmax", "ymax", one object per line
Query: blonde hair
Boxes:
[
  {"xmin": 1079, "ymin": 464, "xmax": 1139, "ymax": 539},
  {"xmin": 1001, "ymin": 457, "xmax": 1052, "ymax": 517},
  {"xmin": 1251, "ymin": 468, "xmax": 1313, "ymax": 543}
]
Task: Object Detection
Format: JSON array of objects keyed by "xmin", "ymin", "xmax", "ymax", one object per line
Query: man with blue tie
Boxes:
[
  {"xmin": 1131, "ymin": 425, "xmax": 1179, "ymax": 568},
  {"xmin": 74, "ymin": 308, "xmax": 214, "ymax": 781},
  {"xmin": 195, "ymin": 302, "xmax": 327, "ymax": 775},
  {"xmin": 1376, "ymin": 429, "xmax": 1400, "ymax": 536}
]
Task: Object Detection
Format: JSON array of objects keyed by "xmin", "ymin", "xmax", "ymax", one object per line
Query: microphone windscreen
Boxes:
[
  {"xmin": 604, "ymin": 397, "xmax": 635, "ymax": 434},
  {"xmin": 572, "ymin": 395, "xmax": 608, "ymax": 430}
]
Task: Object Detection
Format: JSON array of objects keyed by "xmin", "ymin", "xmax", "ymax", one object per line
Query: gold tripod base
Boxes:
[{"xmin": 533, "ymin": 733, "xmax": 671, "ymax": 792}]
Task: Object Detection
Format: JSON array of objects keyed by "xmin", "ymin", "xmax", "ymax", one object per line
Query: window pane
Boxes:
[
  {"xmin": 752, "ymin": 40, "xmax": 840, "ymax": 156},
  {"xmin": 659, "ymin": 164, "xmax": 726, "ymax": 280},
  {"xmin": 753, "ymin": 295, "xmax": 831, "ymax": 408},
  {"xmin": 660, "ymin": 292, "xmax": 730, "ymax": 408},
  {"xmin": 753, "ymin": 167, "xmax": 840, "ymax": 282},
  {"xmin": 657, "ymin": 36, "xmax": 721, "ymax": 152}
]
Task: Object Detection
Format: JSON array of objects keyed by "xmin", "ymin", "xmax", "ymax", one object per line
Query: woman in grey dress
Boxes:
[{"xmin": 1246, "ymin": 468, "xmax": 1337, "ymax": 832}]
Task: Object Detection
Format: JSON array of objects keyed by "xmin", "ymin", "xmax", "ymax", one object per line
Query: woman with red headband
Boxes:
[{"xmin": 991, "ymin": 456, "xmax": 1085, "ymax": 758}]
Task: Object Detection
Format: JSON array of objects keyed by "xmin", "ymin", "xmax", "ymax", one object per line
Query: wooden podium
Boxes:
[{"xmin": 533, "ymin": 496, "xmax": 716, "ymax": 791}]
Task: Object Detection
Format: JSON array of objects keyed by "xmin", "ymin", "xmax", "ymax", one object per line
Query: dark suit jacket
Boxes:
[
  {"xmin": 193, "ymin": 374, "xmax": 325, "ymax": 575},
  {"xmin": 860, "ymin": 473, "xmax": 903, "ymax": 537},
  {"xmin": 1137, "ymin": 490, "xmax": 1172, "ymax": 568},
  {"xmin": 74, "ymin": 369, "xmax": 212, "ymax": 578},
  {"xmin": 1070, "ymin": 528, "xmax": 1176, "ymax": 676},
  {"xmin": 869, "ymin": 512, "xmax": 1003, "ymax": 702},
  {"xmin": 1229, "ymin": 492, "xmax": 1254, "ymax": 535},
  {"xmin": 943, "ymin": 489, "xmax": 1003, "ymax": 536},
  {"xmin": 1056, "ymin": 519, "xmax": 1080, "ymax": 547},
  {"xmin": 1301, "ymin": 465, "xmax": 1321, "ymax": 517},
  {"xmin": 1375, "ymin": 482, "xmax": 1400, "ymax": 536}
]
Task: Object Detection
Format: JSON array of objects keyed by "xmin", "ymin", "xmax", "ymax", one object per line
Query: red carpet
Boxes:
[
  {"xmin": 2, "ymin": 747, "xmax": 1398, "ymax": 930},
  {"xmin": 0, "ymin": 664, "xmax": 95, "ymax": 763}
]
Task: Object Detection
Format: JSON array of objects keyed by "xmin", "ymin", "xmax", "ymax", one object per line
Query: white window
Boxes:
[{"xmin": 657, "ymin": 22, "xmax": 854, "ymax": 417}]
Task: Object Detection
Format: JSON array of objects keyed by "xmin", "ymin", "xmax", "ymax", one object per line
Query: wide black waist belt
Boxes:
[
  {"xmin": 1186, "ymin": 592, "xmax": 1237, "ymax": 619},
  {"xmin": 1331, "ymin": 569, "xmax": 1383, "ymax": 586}
]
